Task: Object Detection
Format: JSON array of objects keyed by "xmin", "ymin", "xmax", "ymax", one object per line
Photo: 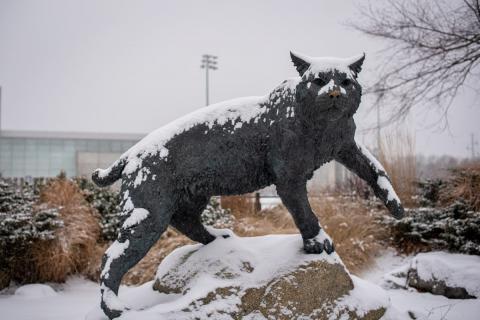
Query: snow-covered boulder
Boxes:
[
  {"xmin": 407, "ymin": 252, "xmax": 480, "ymax": 299},
  {"xmin": 14, "ymin": 284, "xmax": 57, "ymax": 298},
  {"xmin": 150, "ymin": 231, "xmax": 389, "ymax": 319}
]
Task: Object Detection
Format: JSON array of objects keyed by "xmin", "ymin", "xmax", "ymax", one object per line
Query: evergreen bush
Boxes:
[
  {"xmin": 0, "ymin": 179, "xmax": 62, "ymax": 288},
  {"xmin": 200, "ymin": 197, "xmax": 234, "ymax": 228}
]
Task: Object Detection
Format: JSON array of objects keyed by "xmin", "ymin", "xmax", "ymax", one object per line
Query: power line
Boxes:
[{"xmin": 200, "ymin": 54, "xmax": 218, "ymax": 106}]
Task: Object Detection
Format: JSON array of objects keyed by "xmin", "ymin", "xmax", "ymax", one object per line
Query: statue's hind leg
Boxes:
[
  {"xmin": 99, "ymin": 193, "xmax": 174, "ymax": 319},
  {"xmin": 170, "ymin": 196, "xmax": 231, "ymax": 244},
  {"xmin": 170, "ymin": 196, "xmax": 216, "ymax": 245}
]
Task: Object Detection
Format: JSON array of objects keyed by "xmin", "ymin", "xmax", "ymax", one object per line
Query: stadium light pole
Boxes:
[
  {"xmin": 0, "ymin": 86, "xmax": 2, "ymax": 136},
  {"xmin": 201, "ymin": 54, "xmax": 218, "ymax": 106}
]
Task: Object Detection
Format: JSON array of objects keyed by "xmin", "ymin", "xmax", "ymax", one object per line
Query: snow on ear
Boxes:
[
  {"xmin": 290, "ymin": 51, "xmax": 311, "ymax": 76},
  {"xmin": 347, "ymin": 53, "xmax": 365, "ymax": 78}
]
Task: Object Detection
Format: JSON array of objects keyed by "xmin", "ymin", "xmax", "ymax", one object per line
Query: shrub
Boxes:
[
  {"xmin": 200, "ymin": 197, "xmax": 235, "ymax": 228},
  {"xmin": 417, "ymin": 179, "xmax": 444, "ymax": 207},
  {"xmin": 439, "ymin": 165, "xmax": 480, "ymax": 211},
  {"xmin": 382, "ymin": 201, "xmax": 480, "ymax": 255},
  {"xmin": 35, "ymin": 176, "xmax": 101, "ymax": 282},
  {"xmin": 0, "ymin": 179, "xmax": 63, "ymax": 288},
  {"xmin": 73, "ymin": 176, "xmax": 122, "ymax": 241}
]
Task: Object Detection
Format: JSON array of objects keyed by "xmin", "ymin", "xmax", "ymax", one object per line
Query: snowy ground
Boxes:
[
  {"xmin": 360, "ymin": 250, "xmax": 480, "ymax": 319},
  {"xmin": 1, "ymin": 250, "xmax": 479, "ymax": 320}
]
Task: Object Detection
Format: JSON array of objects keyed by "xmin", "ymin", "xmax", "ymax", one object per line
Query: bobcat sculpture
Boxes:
[{"xmin": 93, "ymin": 51, "xmax": 404, "ymax": 319}]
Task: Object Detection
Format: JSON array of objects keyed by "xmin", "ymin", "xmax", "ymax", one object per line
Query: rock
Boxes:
[
  {"xmin": 151, "ymin": 231, "xmax": 389, "ymax": 319},
  {"xmin": 406, "ymin": 252, "xmax": 480, "ymax": 299}
]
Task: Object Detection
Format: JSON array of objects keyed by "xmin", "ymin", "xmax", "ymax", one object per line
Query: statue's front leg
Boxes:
[
  {"xmin": 276, "ymin": 180, "xmax": 334, "ymax": 254},
  {"xmin": 336, "ymin": 141, "xmax": 404, "ymax": 219}
]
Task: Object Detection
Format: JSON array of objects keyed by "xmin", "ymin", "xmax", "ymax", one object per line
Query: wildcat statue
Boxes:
[{"xmin": 92, "ymin": 51, "xmax": 404, "ymax": 319}]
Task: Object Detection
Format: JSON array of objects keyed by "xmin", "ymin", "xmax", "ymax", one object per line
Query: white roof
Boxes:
[{"xmin": 0, "ymin": 130, "xmax": 145, "ymax": 141}]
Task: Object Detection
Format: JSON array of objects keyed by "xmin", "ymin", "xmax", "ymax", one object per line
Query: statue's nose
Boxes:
[{"xmin": 329, "ymin": 89, "xmax": 341, "ymax": 98}]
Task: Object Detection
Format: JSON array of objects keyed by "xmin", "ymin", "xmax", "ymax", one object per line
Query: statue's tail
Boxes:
[{"xmin": 92, "ymin": 158, "xmax": 126, "ymax": 187}]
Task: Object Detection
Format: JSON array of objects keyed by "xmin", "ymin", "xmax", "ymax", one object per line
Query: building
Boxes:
[{"xmin": 0, "ymin": 130, "xmax": 143, "ymax": 178}]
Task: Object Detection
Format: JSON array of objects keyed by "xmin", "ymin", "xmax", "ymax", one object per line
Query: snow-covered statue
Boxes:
[{"xmin": 92, "ymin": 51, "xmax": 404, "ymax": 319}]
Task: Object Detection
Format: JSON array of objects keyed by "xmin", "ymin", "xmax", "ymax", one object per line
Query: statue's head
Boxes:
[{"xmin": 290, "ymin": 51, "xmax": 365, "ymax": 122}]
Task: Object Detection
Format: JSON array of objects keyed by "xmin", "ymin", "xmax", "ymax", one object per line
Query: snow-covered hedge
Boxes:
[
  {"xmin": 0, "ymin": 179, "xmax": 63, "ymax": 246},
  {"xmin": 384, "ymin": 201, "xmax": 480, "ymax": 255},
  {"xmin": 381, "ymin": 166, "xmax": 480, "ymax": 255}
]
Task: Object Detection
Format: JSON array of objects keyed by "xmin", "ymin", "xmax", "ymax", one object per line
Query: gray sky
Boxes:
[{"xmin": 0, "ymin": 0, "xmax": 478, "ymax": 158}]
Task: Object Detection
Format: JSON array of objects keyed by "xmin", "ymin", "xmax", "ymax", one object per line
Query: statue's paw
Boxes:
[
  {"xmin": 303, "ymin": 229, "xmax": 335, "ymax": 255},
  {"xmin": 304, "ymin": 238, "xmax": 324, "ymax": 254},
  {"xmin": 323, "ymin": 238, "xmax": 335, "ymax": 254},
  {"xmin": 101, "ymin": 300, "xmax": 128, "ymax": 319},
  {"xmin": 393, "ymin": 204, "xmax": 405, "ymax": 220},
  {"xmin": 101, "ymin": 286, "xmax": 129, "ymax": 319},
  {"xmin": 387, "ymin": 200, "xmax": 405, "ymax": 220}
]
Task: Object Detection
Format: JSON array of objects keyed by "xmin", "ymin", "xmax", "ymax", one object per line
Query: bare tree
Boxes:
[{"xmin": 351, "ymin": 0, "xmax": 480, "ymax": 125}]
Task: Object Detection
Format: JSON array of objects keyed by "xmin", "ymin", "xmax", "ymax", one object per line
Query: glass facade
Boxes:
[{"xmin": 0, "ymin": 133, "xmax": 140, "ymax": 178}]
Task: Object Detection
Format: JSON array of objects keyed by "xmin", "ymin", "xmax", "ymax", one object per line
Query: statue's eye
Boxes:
[
  {"xmin": 312, "ymin": 78, "xmax": 326, "ymax": 87},
  {"xmin": 342, "ymin": 79, "xmax": 352, "ymax": 86}
]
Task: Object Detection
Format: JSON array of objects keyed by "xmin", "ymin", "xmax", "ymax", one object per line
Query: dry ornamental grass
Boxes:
[
  {"xmin": 440, "ymin": 164, "xmax": 480, "ymax": 211},
  {"xmin": 31, "ymin": 177, "xmax": 101, "ymax": 282}
]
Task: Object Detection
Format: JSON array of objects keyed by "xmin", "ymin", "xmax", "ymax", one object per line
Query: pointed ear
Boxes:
[
  {"xmin": 290, "ymin": 51, "xmax": 311, "ymax": 76},
  {"xmin": 348, "ymin": 53, "xmax": 365, "ymax": 78}
]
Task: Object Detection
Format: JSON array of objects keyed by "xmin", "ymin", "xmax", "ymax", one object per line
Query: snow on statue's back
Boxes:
[{"xmin": 91, "ymin": 51, "xmax": 405, "ymax": 319}]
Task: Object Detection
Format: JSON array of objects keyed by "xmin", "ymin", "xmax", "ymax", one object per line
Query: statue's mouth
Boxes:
[{"xmin": 324, "ymin": 102, "xmax": 342, "ymax": 112}]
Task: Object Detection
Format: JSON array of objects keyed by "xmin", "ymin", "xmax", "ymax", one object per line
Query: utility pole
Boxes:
[
  {"xmin": 468, "ymin": 133, "xmax": 478, "ymax": 159},
  {"xmin": 201, "ymin": 54, "xmax": 218, "ymax": 106},
  {"xmin": 377, "ymin": 102, "xmax": 381, "ymax": 153},
  {"xmin": 374, "ymin": 89, "xmax": 385, "ymax": 155}
]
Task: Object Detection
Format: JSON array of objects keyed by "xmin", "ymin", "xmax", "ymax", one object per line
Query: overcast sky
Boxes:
[{"xmin": 0, "ymin": 0, "xmax": 478, "ymax": 158}]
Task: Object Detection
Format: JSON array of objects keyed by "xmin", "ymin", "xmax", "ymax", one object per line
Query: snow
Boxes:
[
  {"xmin": 96, "ymin": 168, "xmax": 111, "ymax": 179},
  {"xmin": 259, "ymin": 197, "xmax": 282, "ymax": 209},
  {"xmin": 133, "ymin": 167, "xmax": 151, "ymax": 187},
  {"xmin": 154, "ymin": 232, "xmax": 341, "ymax": 295},
  {"xmin": 357, "ymin": 141, "xmax": 400, "ymax": 204},
  {"xmin": 14, "ymin": 284, "xmax": 57, "ymax": 298},
  {"xmin": 304, "ymin": 227, "xmax": 334, "ymax": 248},
  {"xmin": 330, "ymin": 275, "xmax": 390, "ymax": 320},
  {"xmin": 291, "ymin": 51, "xmax": 363, "ymax": 78},
  {"xmin": 357, "ymin": 141, "xmax": 386, "ymax": 173},
  {"xmin": 362, "ymin": 250, "xmax": 480, "ymax": 320},
  {"xmin": 318, "ymin": 79, "xmax": 336, "ymax": 95},
  {"xmin": 0, "ymin": 277, "xmax": 99, "ymax": 320},
  {"xmin": 378, "ymin": 176, "xmax": 400, "ymax": 203},
  {"xmin": 411, "ymin": 252, "xmax": 480, "ymax": 298},
  {"xmin": 122, "ymin": 208, "xmax": 149, "ymax": 229},
  {"xmin": 101, "ymin": 285, "xmax": 126, "ymax": 313},
  {"xmin": 385, "ymin": 289, "xmax": 480, "ymax": 320},
  {"xmin": 101, "ymin": 239, "xmax": 130, "ymax": 280},
  {"xmin": 1, "ymin": 249, "xmax": 479, "ymax": 319}
]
